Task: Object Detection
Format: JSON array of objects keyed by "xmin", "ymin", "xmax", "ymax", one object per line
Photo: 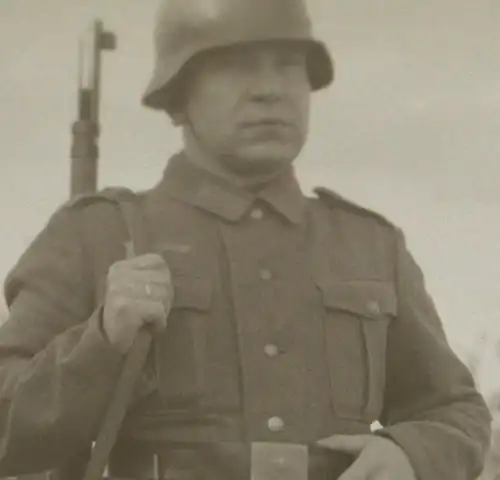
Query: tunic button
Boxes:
[
  {"xmin": 367, "ymin": 300, "xmax": 380, "ymax": 315},
  {"xmin": 267, "ymin": 416, "xmax": 285, "ymax": 432},
  {"xmin": 264, "ymin": 344, "xmax": 280, "ymax": 358},
  {"xmin": 250, "ymin": 208, "xmax": 264, "ymax": 220},
  {"xmin": 260, "ymin": 269, "xmax": 272, "ymax": 281}
]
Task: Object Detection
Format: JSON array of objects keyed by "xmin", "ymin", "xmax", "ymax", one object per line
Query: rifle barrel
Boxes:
[{"xmin": 70, "ymin": 19, "xmax": 116, "ymax": 197}]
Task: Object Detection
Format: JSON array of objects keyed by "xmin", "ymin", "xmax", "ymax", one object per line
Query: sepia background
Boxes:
[{"xmin": 1, "ymin": 0, "xmax": 499, "ymax": 446}]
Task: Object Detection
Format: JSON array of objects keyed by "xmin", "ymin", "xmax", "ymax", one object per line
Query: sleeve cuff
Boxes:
[
  {"xmin": 78, "ymin": 308, "xmax": 157, "ymax": 404},
  {"xmin": 374, "ymin": 424, "xmax": 428, "ymax": 480},
  {"xmin": 94, "ymin": 305, "xmax": 115, "ymax": 347},
  {"xmin": 374, "ymin": 422, "xmax": 482, "ymax": 480},
  {"xmin": 67, "ymin": 307, "xmax": 126, "ymax": 376}
]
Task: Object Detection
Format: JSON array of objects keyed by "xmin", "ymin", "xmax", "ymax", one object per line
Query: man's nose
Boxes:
[{"xmin": 248, "ymin": 64, "xmax": 285, "ymax": 102}]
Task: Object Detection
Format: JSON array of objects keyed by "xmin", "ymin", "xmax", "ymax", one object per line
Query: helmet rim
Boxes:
[{"xmin": 142, "ymin": 37, "xmax": 334, "ymax": 111}]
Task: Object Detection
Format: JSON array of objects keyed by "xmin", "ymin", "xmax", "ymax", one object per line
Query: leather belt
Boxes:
[{"xmin": 107, "ymin": 440, "xmax": 355, "ymax": 480}]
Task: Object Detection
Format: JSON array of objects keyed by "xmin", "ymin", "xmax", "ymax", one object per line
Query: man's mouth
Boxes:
[{"xmin": 242, "ymin": 118, "xmax": 289, "ymax": 127}]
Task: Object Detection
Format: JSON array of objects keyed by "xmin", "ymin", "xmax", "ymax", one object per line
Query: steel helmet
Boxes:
[{"xmin": 142, "ymin": 0, "xmax": 334, "ymax": 111}]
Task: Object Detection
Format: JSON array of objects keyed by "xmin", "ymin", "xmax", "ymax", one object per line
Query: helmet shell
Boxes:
[{"xmin": 142, "ymin": 0, "xmax": 334, "ymax": 110}]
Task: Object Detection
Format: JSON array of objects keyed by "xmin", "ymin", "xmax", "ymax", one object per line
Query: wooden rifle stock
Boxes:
[{"xmin": 83, "ymin": 331, "xmax": 153, "ymax": 480}]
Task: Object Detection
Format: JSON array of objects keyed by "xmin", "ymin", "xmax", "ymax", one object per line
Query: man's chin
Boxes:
[
  {"xmin": 226, "ymin": 158, "xmax": 291, "ymax": 178},
  {"xmin": 235, "ymin": 143, "xmax": 298, "ymax": 168}
]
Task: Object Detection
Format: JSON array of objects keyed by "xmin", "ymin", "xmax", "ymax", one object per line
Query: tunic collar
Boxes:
[{"xmin": 155, "ymin": 151, "xmax": 306, "ymax": 224}]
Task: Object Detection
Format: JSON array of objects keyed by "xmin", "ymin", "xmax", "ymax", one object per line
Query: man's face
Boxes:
[{"xmin": 180, "ymin": 41, "xmax": 311, "ymax": 176}]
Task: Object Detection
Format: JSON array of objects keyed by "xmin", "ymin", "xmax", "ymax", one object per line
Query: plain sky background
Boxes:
[{"xmin": 0, "ymin": 0, "xmax": 499, "ymax": 389}]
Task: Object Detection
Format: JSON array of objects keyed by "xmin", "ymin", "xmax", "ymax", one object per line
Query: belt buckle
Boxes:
[{"xmin": 250, "ymin": 442, "xmax": 308, "ymax": 480}]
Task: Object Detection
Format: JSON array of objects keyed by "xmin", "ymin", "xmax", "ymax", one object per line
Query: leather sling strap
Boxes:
[{"xmin": 82, "ymin": 195, "xmax": 154, "ymax": 480}]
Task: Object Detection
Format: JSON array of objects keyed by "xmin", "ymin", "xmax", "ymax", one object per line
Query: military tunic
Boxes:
[{"xmin": 0, "ymin": 152, "xmax": 492, "ymax": 479}]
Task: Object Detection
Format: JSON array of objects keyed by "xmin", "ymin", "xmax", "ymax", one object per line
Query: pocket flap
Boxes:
[
  {"xmin": 317, "ymin": 280, "xmax": 397, "ymax": 320},
  {"xmin": 173, "ymin": 276, "xmax": 212, "ymax": 311},
  {"xmin": 161, "ymin": 249, "xmax": 213, "ymax": 311}
]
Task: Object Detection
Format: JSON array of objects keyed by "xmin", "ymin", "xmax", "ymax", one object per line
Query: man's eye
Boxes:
[{"xmin": 213, "ymin": 54, "xmax": 247, "ymax": 71}]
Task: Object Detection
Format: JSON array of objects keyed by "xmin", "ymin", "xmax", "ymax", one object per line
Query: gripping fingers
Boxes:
[
  {"xmin": 138, "ymin": 300, "xmax": 168, "ymax": 333},
  {"xmin": 108, "ymin": 269, "xmax": 172, "ymax": 289},
  {"xmin": 117, "ymin": 299, "xmax": 168, "ymax": 334},
  {"xmin": 109, "ymin": 281, "xmax": 170, "ymax": 303},
  {"xmin": 126, "ymin": 253, "xmax": 170, "ymax": 272}
]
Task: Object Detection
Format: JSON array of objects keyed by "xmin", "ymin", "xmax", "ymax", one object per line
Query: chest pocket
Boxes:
[
  {"xmin": 153, "ymin": 250, "xmax": 213, "ymax": 406},
  {"xmin": 316, "ymin": 279, "xmax": 397, "ymax": 421}
]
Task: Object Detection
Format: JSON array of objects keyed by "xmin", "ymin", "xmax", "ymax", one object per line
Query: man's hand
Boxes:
[
  {"xmin": 103, "ymin": 253, "xmax": 174, "ymax": 354},
  {"xmin": 317, "ymin": 434, "xmax": 417, "ymax": 480}
]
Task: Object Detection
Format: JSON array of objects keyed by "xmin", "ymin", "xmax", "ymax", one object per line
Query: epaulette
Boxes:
[
  {"xmin": 314, "ymin": 186, "xmax": 395, "ymax": 229},
  {"xmin": 49, "ymin": 187, "xmax": 139, "ymax": 220},
  {"xmin": 63, "ymin": 187, "xmax": 137, "ymax": 210}
]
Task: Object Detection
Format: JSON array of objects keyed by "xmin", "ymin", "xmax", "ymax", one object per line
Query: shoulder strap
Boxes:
[
  {"xmin": 314, "ymin": 186, "xmax": 395, "ymax": 229},
  {"xmin": 115, "ymin": 193, "xmax": 152, "ymax": 258},
  {"xmin": 62, "ymin": 187, "xmax": 152, "ymax": 257},
  {"xmin": 82, "ymin": 193, "xmax": 154, "ymax": 480}
]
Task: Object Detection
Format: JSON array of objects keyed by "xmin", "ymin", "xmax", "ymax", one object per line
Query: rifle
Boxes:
[
  {"xmin": 70, "ymin": 21, "xmax": 155, "ymax": 480},
  {"xmin": 70, "ymin": 19, "xmax": 116, "ymax": 197},
  {"xmin": 57, "ymin": 20, "xmax": 117, "ymax": 480}
]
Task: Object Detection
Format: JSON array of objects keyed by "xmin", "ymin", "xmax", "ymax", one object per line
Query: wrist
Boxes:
[{"xmin": 97, "ymin": 306, "xmax": 126, "ymax": 354}]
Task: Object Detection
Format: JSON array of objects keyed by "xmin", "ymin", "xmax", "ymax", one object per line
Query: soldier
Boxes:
[{"xmin": 0, "ymin": 0, "xmax": 492, "ymax": 479}]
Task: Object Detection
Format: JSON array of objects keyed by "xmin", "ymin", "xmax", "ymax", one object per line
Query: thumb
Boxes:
[{"xmin": 316, "ymin": 434, "xmax": 371, "ymax": 455}]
